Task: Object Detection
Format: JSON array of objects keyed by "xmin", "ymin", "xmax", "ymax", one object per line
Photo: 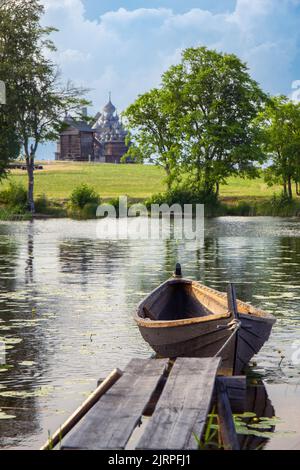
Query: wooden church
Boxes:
[{"xmin": 55, "ymin": 96, "xmax": 129, "ymax": 163}]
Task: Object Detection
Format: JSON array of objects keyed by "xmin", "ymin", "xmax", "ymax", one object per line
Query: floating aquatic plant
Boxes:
[
  {"xmin": 0, "ymin": 409, "xmax": 16, "ymax": 420},
  {"xmin": 18, "ymin": 361, "xmax": 35, "ymax": 367},
  {"xmin": 194, "ymin": 412, "xmax": 294, "ymax": 450},
  {"xmin": 0, "ymin": 385, "xmax": 54, "ymax": 399},
  {"xmin": 0, "ymin": 364, "xmax": 13, "ymax": 373}
]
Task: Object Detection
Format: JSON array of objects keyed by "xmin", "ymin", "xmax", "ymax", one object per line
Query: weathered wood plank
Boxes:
[
  {"xmin": 41, "ymin": 368, "xmax": 122, "ymax": 450},
  {"xmin": 217, "ymin": 379, "xmax": 240, "ymax": 450},
  {"xmin": 62, "ymin": 358, "xmax": 168, "ymax": 450},
  {"xmin": 136, "ymin": 357, "xmax": 221, "ymax": 450}
]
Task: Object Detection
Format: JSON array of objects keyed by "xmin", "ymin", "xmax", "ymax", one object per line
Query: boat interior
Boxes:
[{"xmin": 141, "ymin": 280, "xmax": 230, "ymax": 321}]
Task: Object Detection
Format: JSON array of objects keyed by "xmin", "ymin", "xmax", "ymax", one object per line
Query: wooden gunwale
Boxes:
[{"xmin": 135, "ymin": 278, "xmax": 275, "ymax": 329}]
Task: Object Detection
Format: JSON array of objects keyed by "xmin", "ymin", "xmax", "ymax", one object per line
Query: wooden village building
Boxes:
[
  {"xmin": 55, "ymin": 97, "xmax": 129, "ymax": 163},
  {"xmin": 55, "ymin": 114, "xmax": 95, "ymax": 162}
]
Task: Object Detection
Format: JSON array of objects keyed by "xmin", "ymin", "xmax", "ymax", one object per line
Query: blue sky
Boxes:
[
  {"xmin": 40, "ymin": 0, "xmax": 300, "ymax": 159},
  {"xmin": 82, "ymin": 1, "xmax": 237, "ymax": 18}
]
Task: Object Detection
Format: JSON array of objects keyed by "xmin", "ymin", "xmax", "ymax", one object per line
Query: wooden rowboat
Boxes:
[{"xmin": 135, "ymin": 264, "xmax": 276, "ymax": 375}]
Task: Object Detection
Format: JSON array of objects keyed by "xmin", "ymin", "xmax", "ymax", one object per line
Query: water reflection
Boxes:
[
  {"xmin": 25, "ymin": 222, "xmax": 34, "ymax": 285},
  {"xmin": 0, "ymin": 225, "xmax": 40, "ymax": 448},
  {"xmin": 0, "ymin": 217, "xmax": 299, "ymax": 449},
  {"xmin": 239, "ymin": 381, "xmax": 275, "ymax": 450}
]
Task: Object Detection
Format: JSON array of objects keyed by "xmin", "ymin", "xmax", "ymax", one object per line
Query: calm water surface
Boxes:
[{"xmin": 0, "ymin": 217, "xmax": 300, "ymax": 449}]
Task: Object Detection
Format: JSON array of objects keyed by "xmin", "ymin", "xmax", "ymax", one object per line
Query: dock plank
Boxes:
[
  {"xmin": 136, "ymin": 357, "xmax": 221, "ymax": 450},
  {"xmin": 62, "ymin": 358, "xmax": 168, "ymax": 450}
]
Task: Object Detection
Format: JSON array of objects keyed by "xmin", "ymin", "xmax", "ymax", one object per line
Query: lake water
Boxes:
[{"xmin": 0, "ymin": 217, "xmax": 300, "ymax": 450}]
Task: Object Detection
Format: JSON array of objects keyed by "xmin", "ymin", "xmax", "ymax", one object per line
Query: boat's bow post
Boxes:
[
  {"xmin": 227, "ymin": 283, "xmax": 239, "ymax": 320},
  {"xmin": 174, "ymin": 263, "xmax": 182, "ymax": 278},
  {"xmin": 227, "ymin": 283, "xmax": 241, "ymax": 375}
]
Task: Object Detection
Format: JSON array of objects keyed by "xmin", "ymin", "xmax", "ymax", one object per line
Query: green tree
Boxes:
[
  {"xmin": 259, "ymin": 96, "xmax": 300, "ymax": 199},
  {"xmin": 0, "ymin": 112, "xmax": 20, "ymax": 181},
  {"xmin": 162, "ymin": 47, "xmax": 267, "ymax": 195},
  {"xmin": 0, "ymin": 5, "xmax": 20, "ymax": 180},
  {"xmin": 0, "ymin": 0, "xmax": 88, "ymax": 212},
  {"xmin": 123, "ymin": 88, "xmax": 181, "ymax": 189}
]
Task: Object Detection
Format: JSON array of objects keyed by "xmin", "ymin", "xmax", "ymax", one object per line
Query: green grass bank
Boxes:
[{"xmin": 0, "ymin": 161, "xmax": 300, "ymax": 219}]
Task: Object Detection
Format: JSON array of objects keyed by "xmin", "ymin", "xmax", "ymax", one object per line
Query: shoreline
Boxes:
[{"xmin": 1, "ymin": 198, "xmax": 300, "ymax": 222}]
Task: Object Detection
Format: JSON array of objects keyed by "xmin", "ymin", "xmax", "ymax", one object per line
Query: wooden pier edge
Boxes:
[
  {"xmin": 46, "ymin": 358, "xmax": 247, "ymax": 451},
  {"xmin": 40, "ymin": 368, "xmax": 123, "ymax": 451}
]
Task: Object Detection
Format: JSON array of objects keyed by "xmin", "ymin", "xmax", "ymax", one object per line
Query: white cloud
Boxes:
[
  {"xmin": 58, "ymin": 49, "xmax": 91, "ymax": 64},
  {"xmin": 38, "ymin": 0, "xmax": 299, "ymax": 158},
  {"xmin": 291, "ymin": 80, "xmax": 300, "ymax": 102}
]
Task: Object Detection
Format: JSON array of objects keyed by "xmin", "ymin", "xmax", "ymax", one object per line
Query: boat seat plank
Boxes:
[
  {"xmin": 136, "ymin": 357, "xmax": 221, "ymax": 450},
  {"xmin": 61, "ymin": 358, "xmax": 168, "ymax": 450}
]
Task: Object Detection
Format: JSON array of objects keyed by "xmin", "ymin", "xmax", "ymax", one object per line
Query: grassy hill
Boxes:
[{"xmin": 0, "ymin": 161, "xmax": 283, "ymax": 203}]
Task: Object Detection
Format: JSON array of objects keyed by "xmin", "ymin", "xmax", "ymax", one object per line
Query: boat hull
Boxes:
[
  {"xmin": 135, "ymin": 278, "xmax": 276, "ymax": 375},
  {"xmin": 137, "ymin": 314, "xmax": 274, "ymax": 374}
]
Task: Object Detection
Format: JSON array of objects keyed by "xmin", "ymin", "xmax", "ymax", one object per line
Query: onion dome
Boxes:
[{"xmin": 103, "ymin": 93, "xmax": 116, "ymax": 116}]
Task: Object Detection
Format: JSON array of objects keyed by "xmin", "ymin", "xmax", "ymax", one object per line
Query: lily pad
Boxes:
[
  {"xmin": 0, "ymin": 385, "xmax": 53, "ymax": 399},
  {"xmin": 0, "ymin": 336, "xmax": 22, "ymax": 345},
  {"xmin": 0, "ymin": 410, "xmax": 16, "ymax": 420},
  {"xmin": 0, "ymin": 364, "xmax": 13, "ymax": 372},
  {"xmin": 234, "ymin": 412, "xmax": 257, "ymax": 419}
]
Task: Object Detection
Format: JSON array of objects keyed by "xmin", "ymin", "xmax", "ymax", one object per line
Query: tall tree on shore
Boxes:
[
  {"xmin": 0, "ymin": 0, "xmax": 88, "ymax": 212},
  {"xmin": 259, "ymin": 96, "xmax": 300, "ymax": 199},
  {"xmin": 162, "ymin": 47, "xmax": 267, "ymax": 195},
  {"xmin": 0, "ymin": 113, "xmax": 20, "ymax": 181},
  {"xmin": 0, "ymin": 8, "xmax": 20, "ymax": 180},
  {"xmin": 124, "ymin": 47, "xmax": 267, "ymax": 196},
  {"xmin": 123, "ymin": 88, "xmax": 181, "ymax": 189}
]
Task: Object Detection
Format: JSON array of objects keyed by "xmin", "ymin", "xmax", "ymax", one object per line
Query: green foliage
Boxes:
[
  {"xmin": 80, "ymin": 202, "xmax": 99, "ymax": 219},
  {"xmin": 124, "ymin": 46, "xmax": 267, "ymax": 196},
  {"xmin": 34, "ymin": 194, "xmax": 66, "ymax": 217},
  {"xmin": 108, "ymin": 197, "xmax": 121, "ymax": 209},
  {"xmin": 108, "ymin": 197, "xmax": 123, "ymax": 217},
  {"xmin": 0, "ymin": 0, "xmax": 89, "ymax": 212},
  {"xmin": 258, "ymin": 96, "xmax": 300, "ymax": 199},
  {"xmin": 0, "ymin": 207, "xmax": 30, "ymax": 220},
  {"xmin": 226, "ymin": 201, "xmax": 255, "ymax": 216},
  {"xmin": 194, "ymin": 411, "xmax": 282, "ymax": 450},
  {"xmin": 258, "ymin": 193, "xmax": 300, "ymax": 217},
  {"xmin": 146, "ymin": 186, "xmax": 224, "ymax": 217},
  {"xmin": 146, "ymin": 186, "xmax": 218, "ymax": 207},
  {"xmin": 123, "ymin": 88, "xmax": 179, "ymax": 189},
  {"xmin": 162, "ymin": 47, "xmax": 267, "ymax": 193},
  {"xmin": 34, "ymin": 194, "xmax": 49, "ymax": 213},
  {"xmin": 0, "ymin": 181, "xmax": 27, "ymax": 209},
  {"xmin": 146, "ymin": 186, "xmax": 300, "ymax": 217},
  {"xmin": 0, "ymin": 115, "xmax": 20, "ymax": 181},
  {"xmin": 70, "ymin": 184, "xmax": 100, "ymax": 210}
]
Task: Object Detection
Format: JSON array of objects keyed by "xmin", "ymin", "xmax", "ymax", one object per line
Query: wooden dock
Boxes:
[{"xmin": 43, "ymin": 357, "xmax": 246, "ymax": 451}]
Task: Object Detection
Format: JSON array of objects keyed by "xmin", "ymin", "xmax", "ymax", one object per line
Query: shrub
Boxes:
[
  {"xmin": 70, "ymin": 184, "xmax": 100, "ymax": 209},
  {"xmin": 265, "ymin": 193, "xmax": 298, "ymax": 216},
  {"xmin": 0, "ymin": 207, "xmax": 32, "ymax": 221},
  {"xmin": 108, "ymin": 197, "xmax": 121, "ymax": 217},
  {"xmin": 34, "ymin": 194, "xmax": 48, "ymax": 213},
  {"xmin": 146, "ymin": 186, "xmax": 221, "ymax": 216},
  {"xmin": 226, "ymin": 201, "xmax": 255, "ymax": 216},
  {"xmin": 81, "ymin": 202, "xmax": 99, "ymax": 219},
  {"xmin": 0, "ymin": 181, "xmax": 27, "ymax": 209},
  {"xmin": 107, "ymin": 196, "xmax": 134, "ymax": 217}
]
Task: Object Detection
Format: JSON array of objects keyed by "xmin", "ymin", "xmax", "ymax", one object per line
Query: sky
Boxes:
[{"xmin": 39, "ymin": 0, "xmax": 300, "ymax": 159}]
